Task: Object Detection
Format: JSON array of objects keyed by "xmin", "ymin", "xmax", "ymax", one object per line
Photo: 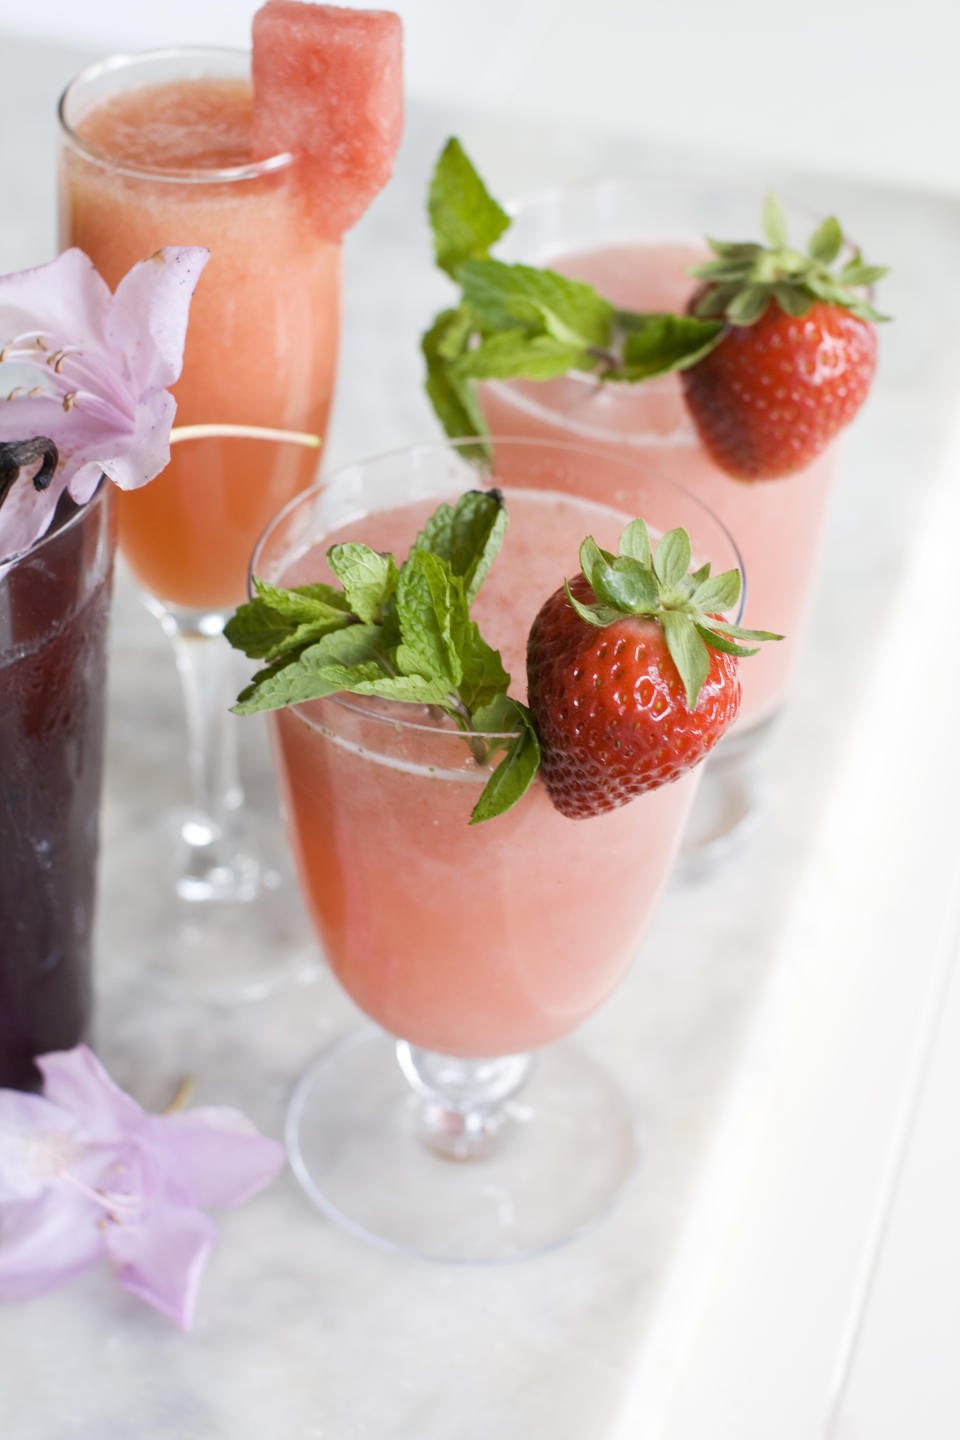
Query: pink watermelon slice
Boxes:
[{"xmin": 251, "ymin": 1, "xmax": 403, "ymax": 241}]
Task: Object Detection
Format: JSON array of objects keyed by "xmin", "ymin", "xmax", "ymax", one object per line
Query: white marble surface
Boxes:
[{"xmin": 3, "ymin": 30, "xmax": 960, "ymax": 1440}]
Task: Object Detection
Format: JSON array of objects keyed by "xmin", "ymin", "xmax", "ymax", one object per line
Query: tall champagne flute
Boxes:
[
  {"xmin": 58, "ymin": 49, "xmax": 339, "ymax": 996},
  {"xmin": 249, "ymin": 438, "xmax": 746, "ymax": 1260}
]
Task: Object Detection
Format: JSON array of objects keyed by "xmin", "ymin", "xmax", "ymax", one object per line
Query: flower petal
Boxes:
[
  {"xmin": 0, "ymin": 462, "xmax": 67, "ymax": 567},
  {"xmin": 149, "ymin": 1107, "xmax": 287, "ymax": 1210},
  {"xmin": 0, "ymin": 1090, "xmax": 79, "ymax": 1202},
  {"xmin": 0, "ymin": 249, "xmax": 112, "ymax": 355},
  {"xmin": 0, "ymin": 1189, "xmax": 103, "ymax": 1301},
  {"xmin": 97, "ymin": 388, "xmax": 176, "ymax": 493},
  {"xmin": 105, "ymin": 1203, "xmax": 218, "ymax": 1331},
  {"xmin": 0, "ymin": 393, "xmax": 117, "ymax": 531},
  {"xmin": 37, "ymin": 1047, "xmax": 146, "ymax": 1141},
  {"xmin": 107, "ymin": 247, "xmax": 209, "ymax": 394}
]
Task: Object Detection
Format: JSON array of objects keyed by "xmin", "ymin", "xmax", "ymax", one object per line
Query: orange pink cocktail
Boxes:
[
  {"xmin": 55, "ymin": 10, "xmax": 402, "ymax": 995},
  {"xmin": 59, "ymin": 48, "xmax": 340, "ymax": 613}
]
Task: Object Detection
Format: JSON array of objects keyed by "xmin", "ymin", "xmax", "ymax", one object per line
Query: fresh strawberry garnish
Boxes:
[
  {"xmin": 681, "ymin": 194, "xmax": 888, "ymax": 482},
  {"xmin": 526, "ymin": 520, "xmax": 780, "ymax": 819}
]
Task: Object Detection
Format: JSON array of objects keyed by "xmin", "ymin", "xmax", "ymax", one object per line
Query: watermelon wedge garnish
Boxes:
[{"xmin": 251, "ymin": 1, "xmax": 403, "ymax": 241}]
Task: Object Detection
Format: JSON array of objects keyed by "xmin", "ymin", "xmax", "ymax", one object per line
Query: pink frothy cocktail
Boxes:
[
  {"xmin": 255, "ymin": 438, "xmax": 745, "ymax": 1056},
  {"xmin": 269, "ymin": 486, "xmax": 698, "ymax": 1057},
  {"xmin": 251, "ymin": 437, "xmax": 747, "ymax": 1259},
  {"xmin": 480, "ymin": 183, "xmax": 842, "ymax": 733}
]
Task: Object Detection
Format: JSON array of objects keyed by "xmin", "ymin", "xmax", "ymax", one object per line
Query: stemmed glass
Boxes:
[
  {"xmin": 479, "ymin": 177, "xmax": 841, "ymax": 856},
  {"xmin": 250, "ymin": 437, "xmax": 745, "ymax": 1260},
  {"xmin": 57, "ymin": 49, "xmax": 339, "ymax": 998}
]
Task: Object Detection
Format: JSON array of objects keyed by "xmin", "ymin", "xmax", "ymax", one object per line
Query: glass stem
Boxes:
[
  {"xmin": 160, "ymin": 607, "xmax": 251, "ymax": 902},
  {"xmin": 396, "ymin": 1043, "xmax": 537, "ymax": 1161}
]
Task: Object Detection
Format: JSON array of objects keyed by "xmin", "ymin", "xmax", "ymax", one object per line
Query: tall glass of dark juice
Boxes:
[{"xmin": 0, "ymin": 482, "xmax": 115, "ymax": 1089}]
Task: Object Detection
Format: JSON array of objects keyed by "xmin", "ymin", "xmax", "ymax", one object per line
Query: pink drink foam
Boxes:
[{"xmin": 270, "ymin": 488, "xmax": 700, "ymax": 1057}]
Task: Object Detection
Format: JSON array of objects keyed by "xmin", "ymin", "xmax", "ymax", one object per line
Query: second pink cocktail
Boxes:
[{"xmin": 481, "ymin": 202, "xmax": 839, "ymax": 734}]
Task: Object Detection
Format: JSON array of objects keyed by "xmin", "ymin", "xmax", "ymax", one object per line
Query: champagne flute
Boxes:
[{"xmin": 58, "ymin": 49, "xmax": 339, "ymax": 998}]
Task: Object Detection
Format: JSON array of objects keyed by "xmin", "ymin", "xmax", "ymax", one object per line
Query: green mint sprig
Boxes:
[
  {"xmin": 689, "ymin": 191, "xmax": 889, "ymax": 326},
  {"xmin": 422, "ymin": 140, "xmax": 890, "ymax": 447},
  {"xmin": 224, "ymin": 490, "xmax": 541, "ymax": 825},
  {"xmin": 422, "ymin": 139, "xmax": 724, "ymax": 446},
  {"xmin": 566, "ymin": 520, "xmax": 782, "ymax": 710}
]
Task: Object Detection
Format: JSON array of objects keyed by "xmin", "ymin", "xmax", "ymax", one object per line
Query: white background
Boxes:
[{"xmin": 4, "ymin": 0, "xmax": 959, "ymax": 195}]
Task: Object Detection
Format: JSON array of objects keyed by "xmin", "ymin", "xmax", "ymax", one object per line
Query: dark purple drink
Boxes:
[{"xmin": 0, "ymin": 483, "xmax": 115, "ymax": 1089}]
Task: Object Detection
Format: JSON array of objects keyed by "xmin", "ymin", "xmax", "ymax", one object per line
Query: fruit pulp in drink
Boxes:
[
  {"xmin": 60, "ymin": 75, "xmax": 340, "ymax": 611},
  {"xmin": 480, "ymin": 243, "xmax": 839, "ymax": 731},
  {"xmin": 0, "ymin": 492, "xmax": 114, "ymax": 1090},
  {"xmin": 269, "ymin": 487, "xmax": 700, "ymax": 1059}
]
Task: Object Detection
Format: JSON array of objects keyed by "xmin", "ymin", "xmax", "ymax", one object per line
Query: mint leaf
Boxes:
[
  {"xmin": 470, "ymin": 697, "xmax": 541, "ymax": 824},
  {"xmin": 224, "ymin": 580, "xmax": 354, "ymax": 659},
  {"xmin": 254, "ymin": 578, "xmax": 352, "ymax": 619},
  {"xmin": 619, "ymin": 314, "xmax": 724, "ymax": 380},
  {"xmin": 413, "ymin": 489, "xmax": 507, "ymax": 604},
  {"xmin": 458, "ymin": 259, "xmax": 613, "ymax": 349},
  {"xmin": 421, "ymin": 308, "xmax": 490, "ymax": 458},
  {"xmin": 327, "ymin": 542, "xmax": 398, "ymax": 624},
  {"xmin": 459, "ymin": 623, "xmax": 511, "ymax": 711},
  {"xmin": 232, "ymin": 624, "xmax": 389, "ymax": 714},
  {"xmin": 455, "ymin": 329, "xmax": 590, "ymax": 381},
  {"xmin": 313, "ymin": 670, "xmax": 452, "ymax": 707},
  {"xmin": 428, "ymin": 137, "xmax": 510, "ymax": 280},
  {"xmin": 394, "ymin": 548, "xmax": 468, "ymax": 689}
]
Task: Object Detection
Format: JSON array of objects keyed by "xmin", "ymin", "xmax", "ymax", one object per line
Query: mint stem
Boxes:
[{"xmin": 446, "ymin": 693, "xmax": 489, "ymax": 765}]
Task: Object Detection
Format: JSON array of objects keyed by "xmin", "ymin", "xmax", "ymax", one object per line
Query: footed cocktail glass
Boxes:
[
  {"xmin": 251, "ymin": 438, "xmax": 745, "ymax": 1260},
  {"xmin": 58, "ymin": 48, "xmax": 338, "ymax": 997},
  {"xmin": 480, "ymin": 178, "xmax": 841, "ymax": 852}
]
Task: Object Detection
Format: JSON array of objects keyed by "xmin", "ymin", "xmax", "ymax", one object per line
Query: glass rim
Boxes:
[
  {"xmin": 57, "ymin": 46, "xmax": 294, "ymax": 184},
  {"xmin": 249, "ymin": 433, "xmax": 747, "ymax": 742},
  {"xmin": 493, "ymin": 173, "xmax": 831, "ymax": 394},
  {"xmin": 0, "ymin": 474, "xmax": 110, "ymax": 571}
]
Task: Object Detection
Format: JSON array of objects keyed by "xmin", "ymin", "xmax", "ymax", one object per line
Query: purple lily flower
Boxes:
[
  {"xmin": 0, "ymin": 245, "xmax": 208, "ymax": 564},
  {"xmin": 0, "ymin": 1046, "xmax": 286, "ymax": 1330}
]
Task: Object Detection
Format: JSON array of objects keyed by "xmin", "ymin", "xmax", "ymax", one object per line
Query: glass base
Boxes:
[
  {"xmin": 286, "ymin": 1027, "xmax": 639, "ymax": 1262},
  {"xmin": 98, "ymin": 810, "xmax": 321, "ymax": 1004}
]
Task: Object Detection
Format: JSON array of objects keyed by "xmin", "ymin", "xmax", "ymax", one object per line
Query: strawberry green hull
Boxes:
[
  {"xmin": 481, "ymin": 242, "xmax": 839, "ymax": 732},
  {"xmin": 269, "ymin": 489, "xmax": 699, "ymax": 1058}
]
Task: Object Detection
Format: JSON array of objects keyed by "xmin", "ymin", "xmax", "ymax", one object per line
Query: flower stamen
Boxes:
[{"xmin": 57, "ymin": 1165, "xmax": 143, "ymax": 1220}]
